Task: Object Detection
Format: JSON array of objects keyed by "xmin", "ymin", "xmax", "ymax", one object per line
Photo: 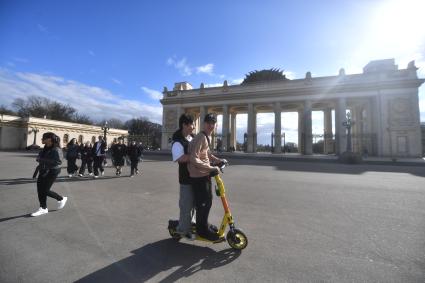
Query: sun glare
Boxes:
[{"xmin": 365, "ymin": 0, "xmax": 425, "ymax": 59}]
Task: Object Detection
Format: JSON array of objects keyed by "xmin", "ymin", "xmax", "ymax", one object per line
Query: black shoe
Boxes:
[
  {"xmin": 209, "ymin": 224, "xmax": 218, "ymax": 233},
  {"xmin": 198, "ymin": 230, "xmax": 220, "ymax": 242}
]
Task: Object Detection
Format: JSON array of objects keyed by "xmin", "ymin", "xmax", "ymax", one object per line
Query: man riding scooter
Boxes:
[{"xmin": 188, "ymin": 113, "xmax": 226, "ymax": 242}]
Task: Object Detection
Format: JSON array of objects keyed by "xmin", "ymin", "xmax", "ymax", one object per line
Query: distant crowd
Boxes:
[{"xmin": 63, "ymin": 136, "xmax": 144, "ymax": 178}]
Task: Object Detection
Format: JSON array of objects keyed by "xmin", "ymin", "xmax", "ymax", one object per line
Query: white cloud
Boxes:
[
  {"xmin": 283, "ymin": 70, "xmax": 296, "ymax": 80},
  {"xmin": 231, "ymin": 78, "xmax": 243, "ymax": 85},
  {"xmin": 166, "ymin": 56, "xmax": 192, "ymax": 76},
  {"xmin": 111, "ymin": 78, "xmax": 122, "ymax": 85},
  {"xmin": 13, "ymin": 57, "xmax": 29, "ymax": 63},
  {"xmin": 0, "ymin": 68, "xmax": 162, "ymax": 124},
  {"xmin": 196, "ymin": 63, "xmax": 214, "ymax": 75},
  {"xmin": 204, "ymin": 83, "xmax": 223, "ymax": 88},
  {"xmin": 141, "ymin": 86, "xmax": 163, "ymax": 100}
]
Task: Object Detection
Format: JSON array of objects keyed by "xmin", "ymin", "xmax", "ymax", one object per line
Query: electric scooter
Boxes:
[{"xmin": 168, "ymin": 161, "xmax": 248, "ymax": 250}]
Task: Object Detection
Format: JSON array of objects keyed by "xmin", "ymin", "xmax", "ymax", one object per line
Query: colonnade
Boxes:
[{"xmin": 180, "ymin": 97, "xmax": 376, "ymax": 155}]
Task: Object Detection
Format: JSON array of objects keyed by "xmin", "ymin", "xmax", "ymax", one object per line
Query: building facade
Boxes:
[
  {"xmin": 0, "ymin": 115, "xmax": 128, "ymax": 149},
  {"xmin": 160, "ymin": 59, "xmax": 424, "ymax": 157}
]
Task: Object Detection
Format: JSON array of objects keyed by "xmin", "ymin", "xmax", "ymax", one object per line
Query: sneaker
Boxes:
[
  {"xmin": 31, "ymin": 207, "xmax": 48, "ymax": 217},
  {"xmin": 130, "ymin": 174, "xmax": 134, "ymax": 178},
  {"xmin": 89, "ymin": 173, "xmax": 93, "ymax": 176},
  {"xmin": 101, "ymin": 171, "xmax": 104, "ymax": 176},
  {"xmin": 57, "ymin": 197, "xmax": 68, "ymax": 209},
  {"xmin": 184, "ymin": 233, "xmax": 196, "ymax": 241},
  {"xmin": 78, "ymin": 173, "xmax": 83, "ymax": 177},
  {"xmin": 135, "ymin": 170, "xmax": 139, "ymax": 175},
  {"xmin": 68, "ymin": 174, "xmax": 73, "ymax": 178},
  {"xmin": 94, "ymin": 175, "xmax": 99, "ymax": 179}
]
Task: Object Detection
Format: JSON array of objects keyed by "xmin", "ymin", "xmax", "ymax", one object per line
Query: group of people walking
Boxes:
[
  {"xmin": 31, "ymin": 134, "xmax": 145, "ymax": 217},
  {"xmin": 172, "ymin": 113, "xmax": 226, "ymax": 242},
  {"xmin": 65, "ymin": 136, "xmax": 143, "ymax": 178}
]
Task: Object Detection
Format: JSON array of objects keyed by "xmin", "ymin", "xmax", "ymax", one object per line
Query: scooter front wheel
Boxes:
[
  {"xmin": 226, "ymin": 228, "xmax": 248, "ymax": 250},
  {"xmin": 168, "ymin": 220, "xmax": 182, "ymax": 241}
]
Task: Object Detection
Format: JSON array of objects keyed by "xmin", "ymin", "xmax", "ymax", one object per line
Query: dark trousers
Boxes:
[
  {"xmin": 67, "ymin": 158, "xmax": 78, "ymax": 174},
  {"xmin": 37, "ymin": 171, "xmax": 62, "ymax": 209},
  {"xmin": 130, "ymin": 159, "xmax": 139, "ymax": 175},
  {"xmin": 192, "ymin": 176, "xmax": 213, "ymax": 235},
  {"xmin": 93, "ymin": 156, "xmax": 104, "ymax": 176},
  {"xmin": 79, "ymin": 159, "xmax": 93, "ymax": 174}
]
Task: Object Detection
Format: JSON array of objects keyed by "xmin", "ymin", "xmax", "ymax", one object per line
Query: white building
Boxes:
[{"xmin": 0, "ymin": 115, "xmax": 128, "ymax": 149}]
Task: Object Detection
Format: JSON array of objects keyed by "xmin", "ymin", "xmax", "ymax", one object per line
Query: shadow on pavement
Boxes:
[
  {"xmin": 0, "ymin": 175, "xmax": 128, "ymax": 186},
  {"xmin": 76, "ymin": 239, "xmax": 241, "ymax": 283},
  {"xmin": 0, "ymin": 213, "xmax": 31, "ymax": 223},
  {"xmin": 144, "ymin": 153, "xmax": 425, "ymax": 177}
]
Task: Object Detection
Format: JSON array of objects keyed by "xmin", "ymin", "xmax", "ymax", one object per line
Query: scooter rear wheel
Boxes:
[
  {"xmin": 226, "ymin": 228, "xmax": 248, "ymax": 250},
  {"xmin": 169, "ymin": 228, "xmax": 182, "ymax": 241}
]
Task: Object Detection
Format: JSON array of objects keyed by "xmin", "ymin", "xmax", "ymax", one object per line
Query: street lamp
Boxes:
[
  {"xmin": 342, "ymin": 112, "xmax": 354, "ymax": 152},
  {"xmin": 101, "ymin": 121, "xmax": 110, "ymax": 142},
  {"xmin": 30, "ymin": 127, "xmax": 39, "ymax": 145},
  {"xmin": 27, "ymin": 127, "xmax": 40, "ymax": 150}
]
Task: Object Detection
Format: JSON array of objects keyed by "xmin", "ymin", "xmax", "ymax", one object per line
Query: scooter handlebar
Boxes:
[{"xmin": 209, "ymin": 159, "xmax": 229, "ymax": 176}]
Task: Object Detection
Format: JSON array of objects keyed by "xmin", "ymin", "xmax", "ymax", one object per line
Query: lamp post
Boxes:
[
  {"xmin": 27, "ymin": 127, "xmax": 40, "ymax": 150},
  {"xmin": 30, "ymin": 127, "xmax": 39, "ymax": 145},
  {"xmin": 342, "ymin": 112, "xmax": 354, "ymax": 152},
  {"xmin": 101, "ymin": 121, "xmax": 110, "ymax": 142}
]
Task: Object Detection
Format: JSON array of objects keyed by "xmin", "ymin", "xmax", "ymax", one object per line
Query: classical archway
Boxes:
[{"xmin": 161, "ymin": 59, "xmax": 424, "ymax": 157}]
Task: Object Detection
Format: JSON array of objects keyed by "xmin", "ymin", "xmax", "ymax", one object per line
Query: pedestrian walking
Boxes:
[
  {"xmin": 92, "ymin": 136, "xmax": 107, "ymax": 178},
  {"xmin": 111, "ymin": 137, "xmax": 127, "ymax": 176},
  {"xmin": 127, "ymin": 141, "xmax": 142, "ymax": 177},
  {"xmin": 65, "ymin": 138, "xmax": 79, "ymax": 177},
  {"xmin": 31, "ymin": 132, "xmax": 67, "ymax": 217},
  {"xmin": 78, "ymin": 141, "xmax": 94, "ymax": 177}
]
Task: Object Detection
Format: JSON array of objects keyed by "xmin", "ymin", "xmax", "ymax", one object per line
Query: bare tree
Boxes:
[{"xmin": 0, "ymin": 105, "xmax": 17, "ymax": 115}]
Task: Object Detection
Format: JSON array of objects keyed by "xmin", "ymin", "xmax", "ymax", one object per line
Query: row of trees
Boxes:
[
  {"xmin": 1, "ymin": 96, "xmax": 93, "ymax": 124},
  {"xmin": 1, "ymin": 96, "xmax": 162, "ymax": 149}
]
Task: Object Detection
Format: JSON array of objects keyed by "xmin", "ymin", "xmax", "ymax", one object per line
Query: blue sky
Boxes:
[{"xmin": 1, "ymin": 0, "xmax": 424, "ymax": 145}]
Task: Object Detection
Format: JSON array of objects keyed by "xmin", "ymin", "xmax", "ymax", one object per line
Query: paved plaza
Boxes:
[{"xmin": 1, "ymin": 151, "xmax": 424, "ymax": 282}]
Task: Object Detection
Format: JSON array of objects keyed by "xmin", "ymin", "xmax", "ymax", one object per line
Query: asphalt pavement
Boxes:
[{"xmin": 1, "ymin": 151, "xmax": 424, "ymax": 282}]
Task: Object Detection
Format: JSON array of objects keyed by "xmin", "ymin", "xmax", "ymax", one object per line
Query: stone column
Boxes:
[
  {"xmin": 176, "ymin": 107, "xmax": 183, "ymax": 125},
  {"xmin": 222, "ymin": 105, "xmax": 230, "ymax": 151},
  {"xmin": 323, "ymin": 108, "xmax": 333, "ymax": 154},
  {"xmin": 274, "ymin": 102, "xmax": 282, "ymax": 153},
  {"xmin": 247, "ymin": 103, "xmax": 256, "ymax": 153},
  {"xmin": 199, "ymin": 106, "xmax": 208, "ymax": 122},
  {"xmin": 371, "ymin": 96, "xmax": 383, "ymax": 156},
  {"xmin": 303, "ymin": 101, "xmax": 313, "ymax": 155},
  {"xmin": 230, "ymin": 112, "xmax": 237, "ymax": 149},
  {"xmin": 298, "ymin": 109, "xmax": 304, "ymax": 154},
  {"xmin": 199, "ymin": 106, "xmax": 208, "ymax": 131},
  {"xmin": 335, "ymin": 97, "xmax": 347, "ymax": 154}
]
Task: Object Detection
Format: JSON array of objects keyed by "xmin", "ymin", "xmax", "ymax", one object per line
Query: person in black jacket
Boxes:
[
  {"xmin": 92, "ymin": 136, "xmax": 107, "ymax": 178},
  {"xmin": 127, "ymin": 141, "xmax": 142, "ymax": 177},
  {"xmin": 66, "ymin": 138, "xmax": 79, "ymax": 177},
  {"xmin": 31, "ymin": 132, "xmax": 67, "ymax": 217},
  {"xmin": 111, "ymin": 137, "xmax": 127, "ymax": 176},
  {"xmin": 78, "ymin": 141, "xmax": 94, "ymax": 177},
  {"xmin": 171, "ymin": 114, "xmax": 196, "ymax": 239}
]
